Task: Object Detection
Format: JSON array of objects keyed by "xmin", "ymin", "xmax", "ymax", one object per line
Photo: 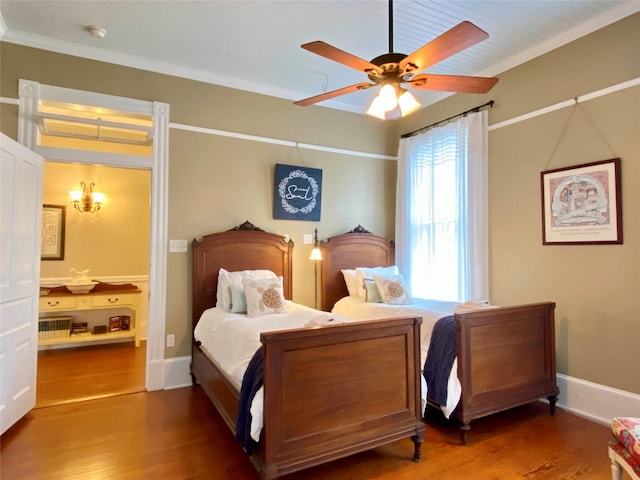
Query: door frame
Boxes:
[{"xmin": 18, "ymin": 79, "xmax": 168, "ymax": 390}]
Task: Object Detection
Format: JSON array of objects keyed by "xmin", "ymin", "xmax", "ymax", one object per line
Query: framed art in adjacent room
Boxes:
[
  {"xmin": 273, "ymin": 163, "xmax": 322, "ymax": 221},
  {"xmin": 541, "ymin": 158, "xmax": 622, "ymax": 245},
  {"xmin": 41, "ymin": 204, "xmax": 66, "ymax": 260}
]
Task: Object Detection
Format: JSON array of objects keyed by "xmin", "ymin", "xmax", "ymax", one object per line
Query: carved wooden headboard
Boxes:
[
  {"xmin": 319, "ymin": 225, "xmax": 394, "ymax": 312},
  {"xmin": 192, "ymin": 221, "xmax": 293, "ymax": 327}
]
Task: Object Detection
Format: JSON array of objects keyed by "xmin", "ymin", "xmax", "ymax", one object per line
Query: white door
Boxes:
[{"xmin": 0, "ymin": 133, "xmax": 44, "ymax": 435}]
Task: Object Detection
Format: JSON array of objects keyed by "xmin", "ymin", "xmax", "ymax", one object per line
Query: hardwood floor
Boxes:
[
  {"xmin": 2, "ymin": 384, "xmax": 613, "ymax": 480},
  {"xmin": 36, "ymin": 340, "xmax": 146, "ymax": 408}
]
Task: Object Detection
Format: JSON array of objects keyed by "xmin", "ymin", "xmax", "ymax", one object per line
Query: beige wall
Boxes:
[
  {"xmin": 40, "ymin": 162, "xmax": 151, "ymax": 278},
  {"xmin": 0, "ymin": 41, "xmax": 395, "ymax": 360},
  {"xmin": 395, "ymin": 13, "xmax": 640, "ymax": 395},
  {"xmin": 1, "ymin": 12, "xmax": 638, "ymax": 394},
  {"xmin": 164, "ymin": 129, "xmax": 396, "ymax": 355}
]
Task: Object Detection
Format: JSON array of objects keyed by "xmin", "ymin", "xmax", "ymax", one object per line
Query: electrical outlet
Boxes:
[{"xmin": 166, "ymin": 334, "xmax": 175, "ymax": 347}]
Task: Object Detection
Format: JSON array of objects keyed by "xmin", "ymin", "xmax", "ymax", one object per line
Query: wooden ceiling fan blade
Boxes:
[
  {"xmin": 408, "ymin": 74, "xmax": 498, "ymax": 93},
  {"xmin": 399, "ymin": 21, "xmax": 489, "ymax": 75},
  {"xmin": 301, "ymin": 41, "xmax": 383, "ymax": 75},
  {"xmin": 294, "ymin": 82, "xmax": 375, "ymax": 106}
]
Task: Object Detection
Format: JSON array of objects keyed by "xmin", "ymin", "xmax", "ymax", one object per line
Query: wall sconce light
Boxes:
[
  {"xmin": 69, "ymin": 181, "xmax": 105, "ymax": 213},
  {"xmin": 309, "ymin": 228, "xmax": 322, "ymax": 309}
]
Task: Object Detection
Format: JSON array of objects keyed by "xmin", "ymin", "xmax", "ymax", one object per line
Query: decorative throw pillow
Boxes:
[
  {"xmin": 373, "ymin": 274, "xmax": 411, "ymax": 305},
  {"xmin": 341, "ymin": 269, "xmax": 359, "ymax": 297},
  {"xmin": 355, "ymin": 266, "xmax": 399, "ymax": 301},
  {"xmin": 363, "ymin": 279, "xmax": 382, "ymax": 303},
  {"xmin": 242, "ymin": 276, "xmax": 286, "ymax": 317},
  {"xmin": 229, "ymin": 284, "xmax": 247, "ymax": 314},
  {"xmin": 217, "ymin": 268, "xmax": 277, "ymax": 310}
]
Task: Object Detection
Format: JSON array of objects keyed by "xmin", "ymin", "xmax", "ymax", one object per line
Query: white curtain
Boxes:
[{"xmin": 395, "ymin": 110, "xmax": 489, "ymax": 302}]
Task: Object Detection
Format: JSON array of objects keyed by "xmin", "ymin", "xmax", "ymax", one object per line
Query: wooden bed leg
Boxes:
[
  {"xmin": 411, "ymin": 434, "xmax": 423, "ymax": 462},
  {"xmin": 261, "ymin": 465, "xmax": 279, "ymax": 480},
  {"xmin": 460, "ymin": 423, "xmax": 470, "ymax": 445},
  {"xmin": 547, "ymin": 394, "xmax": 558, "ymax": 415},
  {"xmin": 189, "ymin": 361, "xmax": 197, "ymax": 385}
]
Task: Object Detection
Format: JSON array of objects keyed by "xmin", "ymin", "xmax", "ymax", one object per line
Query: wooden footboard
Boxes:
[
  {"xmin": 453, "ymin": 302, "xmax": 559, "ymax": 444},
  {"xmin": 192, "ymin": 316, "xmax": 425, "ymax": 480},
  {"xmin": 191, "ymin": 343, "xmax": 240, "ymax": 433}
]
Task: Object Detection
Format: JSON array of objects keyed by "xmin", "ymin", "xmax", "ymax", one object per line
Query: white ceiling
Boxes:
[{"xmin": 1, "ymin": 1, "xmax": 638, "ymax": 115}]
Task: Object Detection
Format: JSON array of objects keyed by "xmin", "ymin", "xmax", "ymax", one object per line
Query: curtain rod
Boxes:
[{"xmin": 401, "ymin": 100, "xmax": 494, "ymax": 139}]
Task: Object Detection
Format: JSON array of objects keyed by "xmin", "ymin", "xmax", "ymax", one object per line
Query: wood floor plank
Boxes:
[
  {"xmin": 36, "ymin": 341, "xmax": 146, "ymax": 407},
  {"xmin": 1, "ymin": 386, "xmax": 612, "ymax": 480},
  {"xmin": 2, "ymin": 342, "xmax": 613, "ymax": 479}
]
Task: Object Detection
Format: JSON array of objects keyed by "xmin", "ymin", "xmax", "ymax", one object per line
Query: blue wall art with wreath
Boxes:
[{"xmin": 273, "ymin": 163, "xmax": 322, "ymax": 221}]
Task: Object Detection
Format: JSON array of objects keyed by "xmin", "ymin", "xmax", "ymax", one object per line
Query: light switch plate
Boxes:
[
  {"xmin": 169, "ymin": 239, "xmax": 188, "ymax": 253},
  {"xmin": 303, "ymin": 234, "xmax": 313, "ymax": 244}
]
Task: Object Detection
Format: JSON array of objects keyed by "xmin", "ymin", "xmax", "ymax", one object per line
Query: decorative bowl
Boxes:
[{"xmin": 64, "ymin": 281, "xmax": 98, "ymax": 293}]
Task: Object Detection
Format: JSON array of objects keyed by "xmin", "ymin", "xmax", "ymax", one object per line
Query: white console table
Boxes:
[{"xmin": 39, "ymin": 282, "xmax": 142, "ymax": 349}]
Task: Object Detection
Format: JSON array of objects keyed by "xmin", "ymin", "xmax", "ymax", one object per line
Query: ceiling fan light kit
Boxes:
[
  {"xmin": 367, "ymin": 84, "xmax": 421, "ymax": 120},
  {"xmin": 295, "ymin": 0, "xmax": 499, "ymax": 120}
]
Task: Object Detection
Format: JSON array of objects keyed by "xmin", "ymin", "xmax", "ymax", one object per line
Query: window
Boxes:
[{"xmin": 396, "ymin": 110, "xmax": 489, "ymax": 302}]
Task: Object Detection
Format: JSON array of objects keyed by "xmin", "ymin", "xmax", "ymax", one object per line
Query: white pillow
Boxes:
[
  {"xmin": 341, "ymin": 269, "xmax": 358, "ymax": 297},
  {"xmin": 373, "ymin": 273, "xmax": 411, "ymax": 305},
  {"xmin": 217, "ymin": 268, "xmax": 277, "ymax": 310},
  {"xmin": 363, "ymin": 279, "xmax": 382, "ymax": 303},
  {"xmin": 242, "ymin": 276, "xmax": 286, "ymax": 317},
  {"xmin": 229, "ymin": 284, "xmax": 247, "ymax": 314},
  {"xmin": 355, "ymin": 266, "xmax": 399, "ymax": 300}
]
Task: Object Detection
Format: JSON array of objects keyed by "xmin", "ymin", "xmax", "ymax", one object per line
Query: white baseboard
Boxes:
[
  {"xmin": 162, "ymin": 355, "xmax": 193, "ymax": 390},
  {"xmin": 555, "ymin": 373, "xmax": 640, "ymax": 426},
  {"xmin": 146, "ymin": 358, "xmax": 165, "ymax": 391},
  {"xmin": 158, "ymin": 359, "xmax": 640, "ymax": 425}
]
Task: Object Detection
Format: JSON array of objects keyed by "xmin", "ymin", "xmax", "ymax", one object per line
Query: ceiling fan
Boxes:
[{"xmin": 294, "ymin": 0, "xmax": 499, "ymax": 119}]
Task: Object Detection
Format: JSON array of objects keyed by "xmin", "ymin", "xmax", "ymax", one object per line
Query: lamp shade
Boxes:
[
  {"xmin": 398, "ymin": 90, "xmax": 421, "ymax": 116},
  {"xmin": 309, "ymin": 247, "xmax": 322, "ymax": 261},
  {"xmin": 378, "ymin": 84, "xmax": 398, "ymax": 111},
  {"xmin": 366, "ymin": 95, "xmax": 387, "ymax": 119},
  {"xmin": 69, "ymin": 190, "xmax": 83, "ymax": 202},
  {"xmin": 92, "ymin": 192, "xmax": 106, "ymax": 204}
]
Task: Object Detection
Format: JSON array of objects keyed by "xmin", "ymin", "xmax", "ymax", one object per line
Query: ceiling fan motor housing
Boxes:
[{"xmin": 368, "ymin": 52, "xmax": 408, "ymax": 82}]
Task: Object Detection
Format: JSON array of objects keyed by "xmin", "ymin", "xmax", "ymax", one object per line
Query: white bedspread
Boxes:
[
  {"xmin": 332, "ymin": 296, "xmax": 462, "ymax": 418},
  {"xmin": 194, "ymin": 301, "xmax": 350, "ymax": 442}
]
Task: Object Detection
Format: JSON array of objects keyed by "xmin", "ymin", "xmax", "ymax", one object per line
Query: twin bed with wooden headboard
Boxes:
[
  {"xmin": 191, "ymin": 222, "xmax": 559, "ymax": 478},
  {"xmin": 191, "ymin": 222, "xmax": 425, "ymax": 480},
  {"xmin": 320, "ymin": 226, "xmax": 559, "ymax": 444}
]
